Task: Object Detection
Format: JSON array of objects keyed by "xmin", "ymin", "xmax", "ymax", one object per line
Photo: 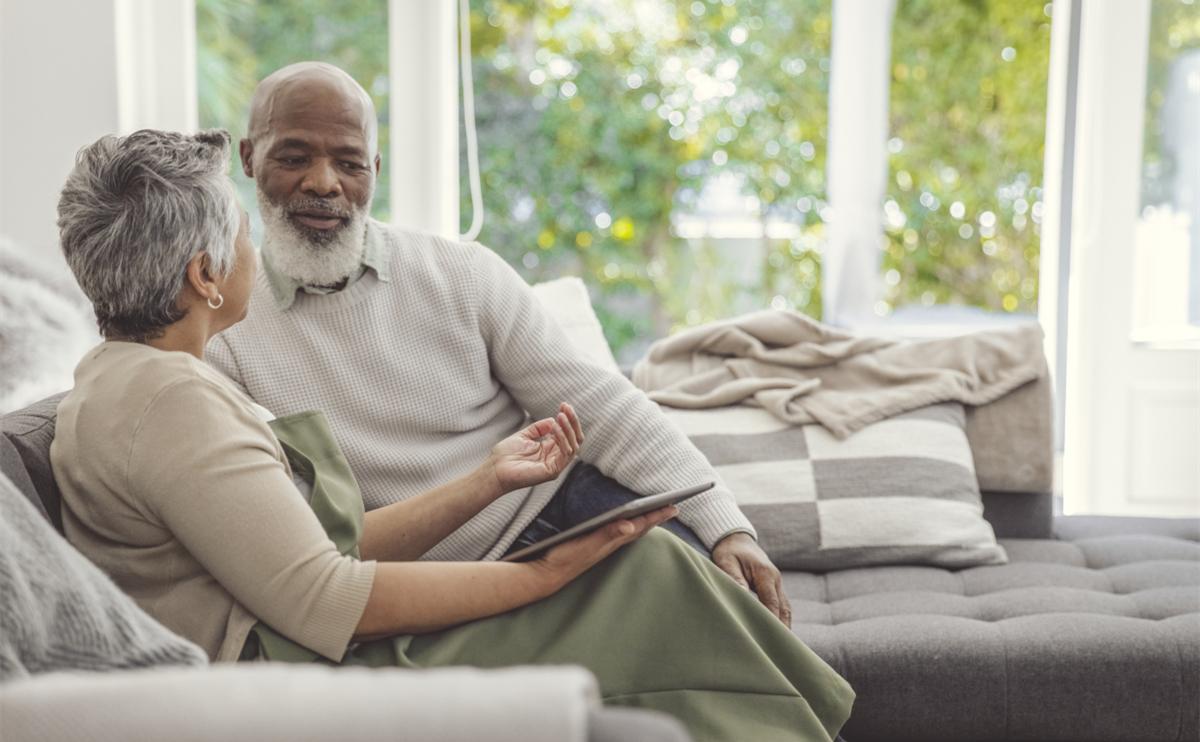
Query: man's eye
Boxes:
[
  {"xmin": 341, "ymin": 161, "xmax": 366, "ymax": 170},
  {"xmin": 278, "ymin": 156, "xmax": 306, "ymax": 166}
]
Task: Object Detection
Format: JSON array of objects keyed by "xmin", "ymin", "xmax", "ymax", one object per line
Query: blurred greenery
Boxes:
[
  {"xmin": 196, "ymin": 0, "xmax": 391, "ymax": 226},
  {"xmin": 462, "ymin": 0, "xmax": 830, "ymax": 360},
  {"xmin": 1143, "ymin": 0, "xmax": 1200, "ymax": 209},
  {"xmin": 885, "ymin": 0, "xmax": 1052, "ymax": 317}
]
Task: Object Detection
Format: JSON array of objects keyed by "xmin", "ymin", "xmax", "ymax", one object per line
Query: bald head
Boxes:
[{"xmin": 246, "ymin": 62, "xmax": 378, "ymax": 158}]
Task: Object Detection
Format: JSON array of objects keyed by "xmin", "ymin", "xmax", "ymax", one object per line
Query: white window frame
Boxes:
[
  {"xmin": 387, "ymin": 0, "xmax": 459, "ymax": 236},
  {"xmin": 1060, "ymin": 0, "xmax": 1200, "ymax": 517},
  {"xmin": 114, "ymin": 0, "xmax": 198, "ymax": 134},
  {"xmin": 822, "ymin": 0, "xmax": 897, "ymax": 326}
]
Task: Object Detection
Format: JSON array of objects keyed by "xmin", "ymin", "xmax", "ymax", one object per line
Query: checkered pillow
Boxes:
[{"xmin": 662, "ymin": 402, "xmax": 1007, "ymax": 571}]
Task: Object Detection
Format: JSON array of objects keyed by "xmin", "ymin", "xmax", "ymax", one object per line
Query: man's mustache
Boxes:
[{"xmin": 285, "ymin": 197, "xmax": 353, "ymax": 220}]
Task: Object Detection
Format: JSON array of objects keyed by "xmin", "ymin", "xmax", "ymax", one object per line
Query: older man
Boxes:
[{"xmin": 207, "ymin": 61, "xmax": 791, "ymax": 624}]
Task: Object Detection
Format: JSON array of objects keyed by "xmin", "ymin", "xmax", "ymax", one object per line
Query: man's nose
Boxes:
[{"xmin": 300, "ymin": 158, "xmax": 342, "ymax": 198}]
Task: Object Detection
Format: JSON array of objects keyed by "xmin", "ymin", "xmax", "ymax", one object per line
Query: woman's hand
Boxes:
[
  {"xmin": 530, "ymin": 505, "xmax": 679, "ymax": 591},
  {"xmin": 488, "ymin": 402, "xmax": 584, "ymax": 493}
]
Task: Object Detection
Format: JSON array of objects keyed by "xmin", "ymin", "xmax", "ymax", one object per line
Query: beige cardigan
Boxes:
[{"xmin": 51, "ymin": 342, "xmax": 376, "ymax": 662}]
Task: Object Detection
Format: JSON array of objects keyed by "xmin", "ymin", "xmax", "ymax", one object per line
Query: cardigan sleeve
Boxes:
[
  {"xmin": 471, "ymin": 245, "xmax": 755, "ymax": 549},
  {"xmin": 126, "ymin": 376, "xmax": 376, "ymax": 662}
]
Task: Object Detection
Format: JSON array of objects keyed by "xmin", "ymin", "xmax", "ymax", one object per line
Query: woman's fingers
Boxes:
[
  {"xmin": 560, "ymin": 403, "xmax": 584, "ymax": 448},
  {"xmin": 545, "ymin": 505, "xmax": 682, "ymax": 582},
  {"xmin": 542, "ymin": 417, "xmax": 570, "ymax": 462},
  {"xmin": 607, "ymin": 505, "xmax": 678, "ymax": 545},
  {"xmin": 557, "ymin": 411, "xmax": 579, "ymax": 454}
]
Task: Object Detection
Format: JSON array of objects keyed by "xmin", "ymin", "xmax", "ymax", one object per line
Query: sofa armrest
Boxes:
[{"xmin": 0, "ymin": 664, "xmax": 600, "ymax": 742}]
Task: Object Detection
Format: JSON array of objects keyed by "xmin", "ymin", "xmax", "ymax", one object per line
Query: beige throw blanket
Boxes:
[{"xmin": 632, "ymin": 309, "xmax": 1046, "ymax": 439}]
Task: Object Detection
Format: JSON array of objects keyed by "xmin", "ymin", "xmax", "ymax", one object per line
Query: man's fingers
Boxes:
[
  {"xmin": 715, "ymin": 554, "xmax": 750, "ymax": 590},
  {"xmin": 776, "ymin": 575, "xmax": 793, "ymax": 628},
  {"xmin": 751, "ymin": 566, "xmax": 785, "ymax": 621}
]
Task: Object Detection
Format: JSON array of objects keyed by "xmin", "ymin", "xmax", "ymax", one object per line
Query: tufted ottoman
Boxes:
[{"xmin": 786, "ymin": 520, "xmax": 1200, "ymax": 742}]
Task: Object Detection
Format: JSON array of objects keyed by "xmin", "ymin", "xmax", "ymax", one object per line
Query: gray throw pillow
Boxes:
[
  {"xmin": 0, "ymin": 470, "xmax": 207, "ymax": 681},
  {"xmin": 0, "ymin": 393, "xmax": 67, "ymax": 533},
  {"xmin": 663, "ymin": 402, "xmax": 1007, "ymax": 571}
]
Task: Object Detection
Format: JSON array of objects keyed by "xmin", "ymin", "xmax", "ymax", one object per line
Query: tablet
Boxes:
[{"xmin": 500, "ymin": 481, "xmax": 714, "ymax": 562}]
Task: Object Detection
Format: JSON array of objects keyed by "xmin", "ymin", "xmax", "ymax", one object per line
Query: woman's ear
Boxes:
[{"xmin": 184, "ymin": 251, "xmax": 221, "ymax": 306}]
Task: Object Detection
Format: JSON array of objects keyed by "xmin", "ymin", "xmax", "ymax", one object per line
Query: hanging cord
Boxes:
[{"xmin": 458, "ymin": 0, "xmax": 485, "ymax": 242}]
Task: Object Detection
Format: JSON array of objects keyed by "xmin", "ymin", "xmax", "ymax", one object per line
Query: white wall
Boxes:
[{"xmin": 0, "ymin": 0, "xmax": 122, "ymax": 271}]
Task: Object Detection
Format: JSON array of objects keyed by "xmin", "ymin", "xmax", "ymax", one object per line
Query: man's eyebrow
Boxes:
[
  {"xmin": 330, "ymin": 144, "xmax": 367, "ymax": 157},
  {"xmin": 269, "ymin": 137, "xmax": 313, "ymax": 152}
]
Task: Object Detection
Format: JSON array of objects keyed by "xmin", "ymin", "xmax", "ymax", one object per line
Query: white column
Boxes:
[
  {"xmin": 114, "ymin": 0, "xmax": 198, "ymax": 134},
  {"xmin": 1062, "ymin": 0, "xmax": 1152, "ymax": 512},
  {"xmin": 0, "ymin": 0, "xmax": 122, "ymax": 269},
  {"xmin": 388, "ymin": 0, "xmax": 459, "ymax": 237},
  {"xmin": 1038, "ymin": 0, "xmax": 1081, "ymax": 453},
  {"xmin": 823, "ymin": 0, "xmax": 897, "ymax": 326}
]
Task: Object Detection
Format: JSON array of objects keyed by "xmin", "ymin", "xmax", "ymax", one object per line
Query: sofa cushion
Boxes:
[
  {"xmin": 0, "ymin": 392, "xmax": 66, "ymax": 532},
  {"xmin": 663, "ymin": 401, "xmax": 1006, "ymax": 571},
  {"xmin": 787, "ymin": 530, "xmax": 1200, "ymax": 741},
  {"xmin": 530, "ymin": 276, "xmax": 620, "ymax": 373}
]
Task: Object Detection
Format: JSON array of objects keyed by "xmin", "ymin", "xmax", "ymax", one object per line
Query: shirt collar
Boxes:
[{"xmin": 261, "ymin": 218, "xmax": 392, "ymax": 311}]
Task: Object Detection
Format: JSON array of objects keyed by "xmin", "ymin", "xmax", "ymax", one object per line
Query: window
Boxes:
[
  {"xmin": 884, "ymin": 0, "xmax": 1053, "ymax": 317},
  {"xmin": 195, "ymin": 0, "xmax": 392, "ymax": 232},
  {"xmin": 1134, "ymin": 0, "xmax": 1200, "ymax": 339},
  {"xmin": 463, "ymin": 0, "xmax": 831, "ymax": 362},
  {"xmin": 191, "ymin": 1, "xmax": 1062, "ymax": 360}
]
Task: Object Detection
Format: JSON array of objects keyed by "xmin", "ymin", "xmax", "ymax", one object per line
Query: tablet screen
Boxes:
[{"xmin": 500, "ymin": 481, "xmax": 714, "ymax": 562}]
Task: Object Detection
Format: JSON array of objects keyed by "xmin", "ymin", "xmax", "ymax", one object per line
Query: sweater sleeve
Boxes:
[
  {"xmin": 127, "ymin": 377, "xmax": 376, "ymax": 661},
  {"xmin": 472, "ymin": 245, "xmax": 756, "ymax": 549}
]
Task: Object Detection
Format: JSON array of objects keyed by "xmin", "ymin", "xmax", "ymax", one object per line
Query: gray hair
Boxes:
[{"xmin": 57, "ymin": 128, "xmax": 240, "ymax": 341}]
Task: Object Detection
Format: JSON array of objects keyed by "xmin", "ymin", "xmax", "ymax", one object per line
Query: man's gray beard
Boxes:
[{"xmin": 258, "ymin": 192, "xmax": 370, "ymax": 287}]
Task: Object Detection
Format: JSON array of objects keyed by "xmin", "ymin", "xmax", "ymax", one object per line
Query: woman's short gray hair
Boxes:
[{"xmin": 57, "ymin": 128, "xmax": 240, "ymax": 341}]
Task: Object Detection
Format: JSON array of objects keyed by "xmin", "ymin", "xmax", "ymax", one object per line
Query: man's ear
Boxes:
[
  {"xmin": 374, "ymin": 153, "xmax": 381, "ymax": 177},
  {"xmin": 239, "ymin": 139, "xmax": 255, "ymax": 178}
]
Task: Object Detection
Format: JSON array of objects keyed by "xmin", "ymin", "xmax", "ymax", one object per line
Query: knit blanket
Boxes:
[
  {"xmin": 632, "ymin": 309, "xmax": 1046, "ymax": 439},
  {"xmin": 0, "ymin": 237, "xmax": 98, "ymax": 415},
  {"xmin": 0, "ymin": 470, "xmax": 206, "ymax": 681}
]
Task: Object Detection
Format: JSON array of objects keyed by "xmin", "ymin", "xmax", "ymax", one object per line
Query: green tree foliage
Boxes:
[
  {"xmin": 464, "ymin": 0, "xmax": 830, "ymax": 359},
  {"xmin": 885, "ymin": 0, "xmax": 1052, "ymax": 316}
]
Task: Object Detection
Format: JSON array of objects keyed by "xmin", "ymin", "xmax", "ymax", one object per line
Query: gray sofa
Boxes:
[{"xmin": 2, "ymin": 386, "xmax": 1198, "ymax": 742}]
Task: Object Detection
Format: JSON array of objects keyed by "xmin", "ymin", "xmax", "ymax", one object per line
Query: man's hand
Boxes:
[{"xmin": 712, "ymin": 532, "xmax": 792, "ymax": 627}]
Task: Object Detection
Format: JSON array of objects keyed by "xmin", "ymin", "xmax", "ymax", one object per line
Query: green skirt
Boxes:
[{"xmin": 247, "ymin": 412, "xmax": 855, "ymax": 742}]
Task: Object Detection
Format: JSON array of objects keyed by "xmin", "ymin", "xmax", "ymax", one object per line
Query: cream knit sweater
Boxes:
[{"xmin": 208, "ymin": 222, "xmax": 754, "ymax": 561}]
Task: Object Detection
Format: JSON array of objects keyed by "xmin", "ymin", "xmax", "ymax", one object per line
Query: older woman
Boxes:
[{"xmin": 50, "ymin": 128, "xmax": 853, "ymax": 742}]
